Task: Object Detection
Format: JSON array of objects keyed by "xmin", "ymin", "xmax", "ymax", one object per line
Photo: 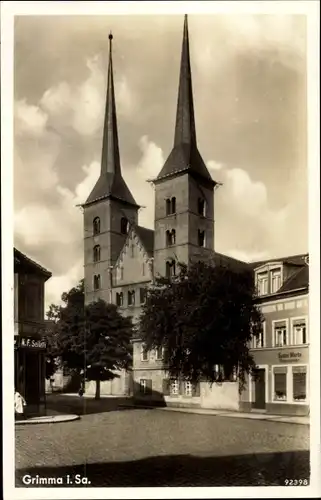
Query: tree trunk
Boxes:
[{"xmin": 95, "ymin": 379, "xmax": 101, "ymax": 400}]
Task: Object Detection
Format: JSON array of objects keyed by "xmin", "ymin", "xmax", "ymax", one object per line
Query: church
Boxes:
[{"xmin": 80, "ymin": 16, "xmax": 309, "ymax": 415}]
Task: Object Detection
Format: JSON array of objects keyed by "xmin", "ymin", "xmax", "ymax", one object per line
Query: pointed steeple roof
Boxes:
[
  {"xmin": 155, "ymin": 15, "xmax": 215, "ymax": 186},
  {"xmin": 84, "ymin": 33, "xmax": 139, "ymax": 207}
]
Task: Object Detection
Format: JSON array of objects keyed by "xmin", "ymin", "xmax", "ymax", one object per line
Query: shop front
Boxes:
[
  {"xmin": 14, "ymin": 336, "xmax": 47, "ymax": 412},
  {"xmin": 240, "ymin": 346, "xmax": 309, "ymax": 416}
]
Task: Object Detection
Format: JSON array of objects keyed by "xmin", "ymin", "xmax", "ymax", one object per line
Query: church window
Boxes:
[
  {"xmin": 165, "ymin": 197, "xmax": 176, "ymax": 215},
  {"xmin": 128, "ymin": 290, "xmax": 135, "ymax": 306},
  {"xmin": 166, "ymin": 260, "xmax": 176, "ymax": 279},
  {"xmin": 166, "ymin": 229, "xmax": 176, "ymax": 247},
  {"xmin": 93, "ymin": 274, "xmax": 101, "ymax": 290},
  {"xmin": 121, "ymin": 217, "xmax": 129, "ymax": 235},
  {"xmin": 93, "ymin": 245, "xmax": 101, "ymax": 262},
  {"xmin": 142, "ymin": 262, "xmax": 145, "ymax": 276},
  {"xmin": 198, "ymin": 198, "xmax": 206, "ymax": 216},
  {"xmin": 93, "ymin": 217, "xmax": 100, "ymax": 235},
  {"xmin": 140, "ymin": 288, "xmax": 147, "ymax": 304},
  {"xmin": 198, "ymin": 230, "xmax": 205, "ymax": 247},
  {"xmin": 116, "ymin": 292, "xmax": 123, "ymax": 307}
]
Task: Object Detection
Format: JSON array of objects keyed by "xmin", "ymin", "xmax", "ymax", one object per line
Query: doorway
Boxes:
[
  {"xmin": 253, "ymin": 368, "xmax": 266, "ymax": 410},
  {"xmin": 25, "ymin": 351, "xmax": 40, "ymax": 405}
]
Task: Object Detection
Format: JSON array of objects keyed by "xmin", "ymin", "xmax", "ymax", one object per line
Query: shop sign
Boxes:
[
  {"xmin": 278, "ymin": 351, "xmax": 302, "ymax": 362},
  {"xmin": 14, "ymin": 336, "xmax": 47, "ymax": 350}
]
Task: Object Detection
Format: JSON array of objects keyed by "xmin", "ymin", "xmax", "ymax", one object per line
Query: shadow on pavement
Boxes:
[
  {"xmin": 16, "ymin": 450, "xmax": 310, "ymax": 487},
  {"xmin": 44, "ymin": 394, "xmax": 139, "ymax": 416}
]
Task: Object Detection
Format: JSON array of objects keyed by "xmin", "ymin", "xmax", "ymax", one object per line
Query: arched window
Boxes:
[
  {"xmin": 198, "ymin": 198, "xmax": 206, "ymax": 216},
  {"xmin": 93, "ymin": 245, "xmax": 101, "ymax": 262},
  {"xmin": 121, "ymin": 217, "xmax": 129, "ymax": 235},
  {"xmin": 93, "ymin": 217, "xmax": 100, "ymax": 235},
  {"xmin": 128, "ymin": 290, "xmax": 135, "ymax": 306},
  {"xmin": 93, "ymin": 274, "xmax": 101, "ymax": 290},
  {"xmin": 166, "ymin": 229, "xmax": 176, "ymax": 247},
  {"xmin": 165, "ymin": 197, "xmax": 176, "ymax": 216},
  {"xmin": 171, "ymin": 197, "xmax": 176, "ymax": 214},
  {"xmin": 198, "ymin": 230, "xmax": 205, "ymax": 247},
  {"xmin": 116, "ymin": 292, "xmax": 123, "ymax": 307},
  {"xmin": 166, "ymin": 260, "xmax": 176, "ymax": 279}
]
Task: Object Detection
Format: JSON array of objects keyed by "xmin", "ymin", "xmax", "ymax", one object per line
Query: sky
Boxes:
[{"xmin": 13, "ymin": 13, "xmax": 308, "ymax": 309}]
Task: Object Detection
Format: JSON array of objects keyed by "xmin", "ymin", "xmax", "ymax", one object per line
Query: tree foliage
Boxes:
[
  {"xmin": 139, "ymin": 261, "xmax": 263, "ymax": 389},
  {"xmin": 46, "ymin": 279, "xmax": 133, "ymax": 398}
]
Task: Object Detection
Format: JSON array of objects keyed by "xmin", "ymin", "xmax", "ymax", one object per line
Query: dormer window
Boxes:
[
  {"xmin": 271, "ymin": 268, "xmax": 281, "ymax": 293},
  {"xmin": 93, "ymin": 245, "xmax": 101, "ymax": 263},
  {"xmin": 198, "ymin": 230, "xmax": 205, "ymax": 247},
  {"xmin": 166, "ymin": 229, "xmax": 176, "ymax": 247},
  {"xmin": 166, "ymin": 260, "xmax": 176, "ymax": 279},
  {"xmin": 121, "ymin": 217, "xmax": 129, "ymax": 235},
  {"xmin": 93, "ymin": 217, "xmax": 100, "ymax": 235},
  {"xmin": 166, "ymin": 197, "xmax": 176, "ymax": 216},
  {"xmin": 257, "ymin": 272, "xmax": 268, "ymax": 296},
  {"xmin": 198, "ymin": 198, "xmax": 206, "ymax": 216}
]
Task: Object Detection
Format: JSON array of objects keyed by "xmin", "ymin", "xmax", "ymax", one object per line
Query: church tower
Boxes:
[
  {"xmin": 82, "ymin": 34, "xmax": 140, "ymax": 305},
  {"xmin": 153, "ymin": 16, "xmax": 217, "ymax": 278}
]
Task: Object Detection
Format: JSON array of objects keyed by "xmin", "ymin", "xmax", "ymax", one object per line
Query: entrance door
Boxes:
[
  {"xmin": 25, "ymin": 351, "xmax": 40, "ymax": 405},
  {"xmin": 253, "ymin": 368, "xmax": 266, "ymax": 409}
]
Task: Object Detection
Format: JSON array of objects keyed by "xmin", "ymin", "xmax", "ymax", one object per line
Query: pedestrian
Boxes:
[{"xmin": 15, "ymin": 389, "xmax": 26, "ymax": 420}]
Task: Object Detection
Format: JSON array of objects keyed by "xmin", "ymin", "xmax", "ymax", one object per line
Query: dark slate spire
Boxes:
[
  {"xmin": 85, "ymin": 33, "xmax": 139, "ymax": 207},
  {"xmin": 174, "ymin": 14, "xmax": 196, "ymax": 147},
  {"xmin": 156, "ymin": 15, "xmax": 215, "ymax": 186}
]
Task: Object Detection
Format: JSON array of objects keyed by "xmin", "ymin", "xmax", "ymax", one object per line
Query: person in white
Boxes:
[{"xmin": 15, "ymin": 389, "xmax": 26, "ymax": 419}]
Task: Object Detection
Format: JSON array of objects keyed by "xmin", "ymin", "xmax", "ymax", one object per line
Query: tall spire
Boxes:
[
  {"xmin": 101, "ymin": 32, "xmax": 121, "ymax": 176},
  {"xmin": 85, "ymin": 32, "xmax": 138, "ymax": 207},
  {"xmin": 174, "ymin": 14, "xmax": 197, "ymax": 147}
]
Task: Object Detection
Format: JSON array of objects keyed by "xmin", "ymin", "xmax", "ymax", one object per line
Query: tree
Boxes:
[
  {"xmin": 139, "ymin": 260, "xmax": 263, "ymax": 390},
  {"xmin": 47, "ymin": 280, "xmax": 133, "ymax": 399}
]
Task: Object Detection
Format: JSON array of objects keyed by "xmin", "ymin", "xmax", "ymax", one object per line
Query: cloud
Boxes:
[
  {"xmin": 207, "ymin": 160, "xmax": 224, "ymax": 171},
  {"xmin": 15, "ymin": 99, "xmax": 48, "ymax": 137},
  {"xmin": 45, "ymin": 259, "xmax": 84, "ymax": 310}
]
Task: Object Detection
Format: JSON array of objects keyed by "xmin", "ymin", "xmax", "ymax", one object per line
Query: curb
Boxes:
[{"xmin": 15, "ymin": 414, "xmax": 80, "ymax": 425}]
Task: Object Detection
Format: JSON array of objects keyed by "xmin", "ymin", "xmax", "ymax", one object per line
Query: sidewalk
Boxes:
[{"xmin": 155, "ymin": 406, "xmax": 310, "ymax": 425}]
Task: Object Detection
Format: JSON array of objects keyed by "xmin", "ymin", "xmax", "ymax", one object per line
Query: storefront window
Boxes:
[
  {"xmin": 293, "ymin": 366, "xmax": 307, "ymax": 402},
  {"xmin": 273, "ymin": 366, "xmax": 287, "ymax": 401}
]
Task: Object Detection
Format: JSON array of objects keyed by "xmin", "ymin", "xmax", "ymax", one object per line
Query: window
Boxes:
[
  {"xmin": 116, "ymin": 292, "xmax": 123, "ymax": 307},
  {"xmin": 166, "ymin": 229, "xmax": 176, "ymax": 247},
  {"xmin": 274, "ymin": 321, "xmax": 287, "ymax": 347},
  {"xmin": 93, "ymin": 274, "xmax": 101, "ymax": 290},
  {"xmin": 271, "ymin": 269, "xmax": 282, "ymax": 293},
  {"xmin": 128, "ymin": 290, "xmax": 135, "ymax": 306},
  {"xmin": 142, "ymin": 262, "xmax": 145, "ymax": 276},
  {"xmin": 155, "ymin": 346, "xmax": 163, "ymax": 360},
  {"xmin": 139, "ymin": 288, "xmax": 147, "ymax": 304},
  {"xmin": 141, "ymin": 345, "xmax": 149, "ymax": 361},
  {"xmin": 170, "ymin": 379, "xmax": 179, "ymax": 395},
  {"xmin": 139, "ymin": 379, "xmax": 152, "ymax": 394},
  {"xmin": 184, "ymin": 381, "xmax": 193, "ymax": 396},
  {"xmin": 214, "ymin": 365, "xmax": 225, "ymax": 381},
  {"xmin": 131, "ymin": 244, "xmax": 135, "ymax": 258},
  {"xmin": 93, "ymin": 217, "xmax": 100, "ymax": 235},
  {"xmin": 198, "ymin": 198, "xmax": 206, "ymax": 216},
  {"xmin": 166, "ymin": 260, "xmax": 176, "ymax": 279},
  {"xmin": 198, "ymin": 230, "xmax": 205, "ymax": 247},
  {"xmin": 253, "ymin": 322, "xmax": 265, "ymax": 348},
  {"xmin": 292, "ymin": 366, "xmax": 307, "ymax": 402},
  {"xmin": 121, "ymin": 217, "xmax": 129, "ymax": 235},
  {"xmin": 166, "ymin": 197, "xmax": 176, "ymax": 215},
  {"xmin": 93, "ymin": 245, "xmax": 101, "ymax": 262},
  {"xmin": 257, "ymin": 272, "xmax": 268, "ymax": 296},
  {"xmin": 293, "ymin": 319, "xmax": 307, "ymax": 345},
  {"xmin": 273, "ymin": 366, "xmax": 287, "ymax": 401}
]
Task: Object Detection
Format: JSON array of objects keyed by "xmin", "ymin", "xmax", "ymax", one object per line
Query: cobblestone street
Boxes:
[{"xmin": 15, "ymin": 402, "xmax": 310, "ymax": 487}]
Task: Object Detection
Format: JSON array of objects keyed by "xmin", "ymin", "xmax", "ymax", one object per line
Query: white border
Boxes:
[{"xmin": 1, "ymin": 1, "xmax": 320, "ymax": 499}]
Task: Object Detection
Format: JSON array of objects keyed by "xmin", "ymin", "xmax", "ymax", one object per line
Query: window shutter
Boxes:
[
  {"xmin": 146, "ymin": 379, "xmax": 153, "ymax": 395},
  {"xmin": 192, "ymin": 382, "xmax": 200, "ymax": 397},
  {"xmin": 162, "ymin": 378, "xmax": 170, "ymax": 396}
]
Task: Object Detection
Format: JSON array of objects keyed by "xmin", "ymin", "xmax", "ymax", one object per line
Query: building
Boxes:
[
  {"xmin": 239, "ymin": 254, "xmax": 309, "ymax": 416},
  {"xmin": 80, "ymin": 16, "xmax": 249, "ymax": 403},
  {"xmin": 80, "ymin": 16, "xmax": 309, "ymax": 415},
  {"xmin": 14, "ymin": 248, "xmax": 52, "ymax": 413}
]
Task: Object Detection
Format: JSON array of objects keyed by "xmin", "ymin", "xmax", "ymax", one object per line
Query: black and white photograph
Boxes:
[{"xmin": 1, "ymin": 0, "xmax": 320, "ymax": 498}]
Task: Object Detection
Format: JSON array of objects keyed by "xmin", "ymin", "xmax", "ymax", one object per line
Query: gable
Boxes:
[{"xmin": 113, "ymin": 227, "xmax": 153, "ymax": 286}]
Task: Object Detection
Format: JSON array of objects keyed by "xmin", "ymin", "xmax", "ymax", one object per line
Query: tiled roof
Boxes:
[
  {"xmin": 135, "ymin": 226, "xmax": 154, "ymax": 257},
  {"xmin": 213, "ymin": 252, "xmax": 249, "ymax": 271},
  {"xmin": 84, "ymin": 173, "xmax": 139, "ymax": 207},
  {"xmin": 249, "ymin": 253, "xmax": 308, "ymax": 269},
  {"xmin": 14, "ymin": 248, "xmax": 52, "ymax": 280},
  {"xmin": 278, "ymin": 265, "xmax": 309, "ymax": 293}
]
